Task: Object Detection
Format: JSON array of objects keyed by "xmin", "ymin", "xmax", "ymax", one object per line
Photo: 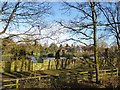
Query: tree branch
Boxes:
[
  {"xmin": 0, "ymin": 2, "xmax": 20, "ymax": 35},
  {"xmin": 59, "ymin": 22, "xmax": 93, "ymax": 39}
]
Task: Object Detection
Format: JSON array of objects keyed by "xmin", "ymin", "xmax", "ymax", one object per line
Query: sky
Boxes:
[
  {"xmin": 45, "ymin": 2, "xmax": 79, "ymax": 22},
  {"xmin": 0, "ymin": 2, "xmax": 118, "ymax": 47},
  {"xmin": 43, "ymin": 2, "xmax": 113, "ymax": 47},
  {"xmin": 43, "ymin": 2, "xmax": 84, "ymax": 46},
  {"xmin": 0, "ymin": 2, "xmax": 83, "ymax": 46}
]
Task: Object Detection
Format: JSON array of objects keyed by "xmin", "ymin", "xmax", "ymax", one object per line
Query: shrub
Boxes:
[
  {"xmin": 42, "ymin": 55, "xmax": 47, "ymax": 57},
  {"xmin": 82, "ymin": 54, "xmax": 90, "ymax": 59},
  {"xmin": 101, "ymin": 76, "xmax": 120, "ymax": 88},
  {"xmin": 48, "ymin": 53, "xmax": 54, "ymax": 57},
  {"xmin": 61, "ymin": 53, "xmax": 68, "ymax": 57},
  {"xmin": 66, "ymin": 54, "xmax": 73, "ymax": 59}
]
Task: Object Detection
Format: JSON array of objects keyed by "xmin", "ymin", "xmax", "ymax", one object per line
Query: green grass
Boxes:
[
  {"xmin": 2, "ymin": 66, "xmax": 118, "ymax": 89},
  {"xmin": 100, "ymin": 66, "xmax": 115, "ymax": 69},
  {"xmin": 2, "ymin": 66, "xmax": 115, "ymax": 79},
  {"xmin": 44, "ymin": 68, "xmax": 92, "ymax": 76},
  {"xmin": 43, "ymin": 66, "xmax": 115, "ymax": 76},
  {"xmin": 2, "ymin": 54, "xmax": 14, "ymax": 57}
]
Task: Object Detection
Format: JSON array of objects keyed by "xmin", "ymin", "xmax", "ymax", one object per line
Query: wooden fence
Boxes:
[
  {"xmin": 2, "ymin": 68, "xmax": 119, "ymax": 89},
  {"xmin": 2, "ymin": 75, "xmax": 52, "ymax": 89},
  {"xmin": 58, "ymin": 68, "xmax": 119, "ymax": 83},
  {"xmin": 93, "ymin": 68, "xmax": 119, "ymax": 80}
]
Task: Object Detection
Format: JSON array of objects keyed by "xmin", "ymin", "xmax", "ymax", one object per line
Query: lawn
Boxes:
[{"xmin": 2, "ymin": 66, "xmax": 119, "ymax": 89}]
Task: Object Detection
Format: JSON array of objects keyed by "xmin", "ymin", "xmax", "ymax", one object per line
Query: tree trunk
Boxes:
[
  {"xmin": 91, "ymin": 2, "xmax": 100, "ymax": 83},
  {"xmin": 117, "ymin": 2, "xmax": 120, "ymax": 51},
  {"xmin": 116, "ymin": 33, "xmax": 120, "ymax": 51}
]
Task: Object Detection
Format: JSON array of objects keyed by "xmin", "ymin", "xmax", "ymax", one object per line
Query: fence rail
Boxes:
[
  {"xmin": 62, "ymin": 68, "xmax": 119, "ymax": 83},
  {"xmin": 2, "ymin": 75, "xmax": 51, "ymax": 88},
  {"xmin": 2, "ymin": 68, "xmax": 119, "ymax": 89}
]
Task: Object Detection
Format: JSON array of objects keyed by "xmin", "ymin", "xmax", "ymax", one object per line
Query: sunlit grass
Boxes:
[{"xmin": 43, "ymin": 66, "xmax": 115, "ymax": 76}]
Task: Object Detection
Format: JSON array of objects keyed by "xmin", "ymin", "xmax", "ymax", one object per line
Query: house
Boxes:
[
  {"xmin": 60, "ymin": 45, "xmax": 94, "ymax": 54},
  {"xmin": 81, "ymin": 45, "xmax": 94, "ymax": 53},
  {"xmin": 60, "ymin": 47, "xmax": 74, "ymax": 53}
]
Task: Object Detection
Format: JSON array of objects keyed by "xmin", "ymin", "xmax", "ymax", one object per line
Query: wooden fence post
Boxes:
[
  {"xmin": 104, "ymin": 70, "xmax": 106, "ymax": 78},
  {"xmin": 16, "ymin": 79, "xmax": 19, "ymax": 88},
  {"xmin": 48, "ymin": 59, "xmax": 50, "ymax": 70},
  {"xmin": 39, "ymin": 77, "xmax": 41, "ymax": 81},
  {"xmin": 111, "ymin": 68, "xmax": 113, "ymax": 76},
  {"xmin": 117, "ymin": 68, "xmax": 119, "ymax": 77},
  {"xmin": 74, "ymin": 59, "xmax": 75, "ymax": 68}
]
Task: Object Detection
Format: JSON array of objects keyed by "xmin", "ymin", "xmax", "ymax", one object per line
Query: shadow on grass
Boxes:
[
  {"xmin": 50, "ymin": 76, "xmax": 101, "ymax": 88},
  {"xmin": 16, "ymin": 71, "xmax": 31, "ymax": 76},
  {"xmin": 2, "ymin": 72, "xmax": 16, "ymax": 78}
]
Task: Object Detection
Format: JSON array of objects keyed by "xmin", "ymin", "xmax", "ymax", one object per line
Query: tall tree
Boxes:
[
  {"xmin": 65, "ymin": 43, "xmax": 69, "ymax": 47},
  {"xmin": 49, "ymin": 43, "xmax": 58, "ymax": 55},
  {"xmin": 59, "ymin": 44, "xmax": 63, "ymax": 49},
  {"xmin": 91, "ymin": 2, "xmax": 99, "ymax": 83},
  {"xmin": 2, "ymin": 38, "xmax": 14, "ymax": 54},
  {"xmin": 59, "ymin": 2, "xmax": 101, "ymax": 83}
]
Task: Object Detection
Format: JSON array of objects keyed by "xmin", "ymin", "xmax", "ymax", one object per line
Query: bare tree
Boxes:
[
  {"xmin": 59, "ymin": 2, "xmax": 101, "ymax": 83},
  {"xmin": 97, "ymin": 2, "xmax": 120, "ymax": 51},
  {"xmin": 0, "ymin": 1, "xmax": 52, "ymax": 44}
]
